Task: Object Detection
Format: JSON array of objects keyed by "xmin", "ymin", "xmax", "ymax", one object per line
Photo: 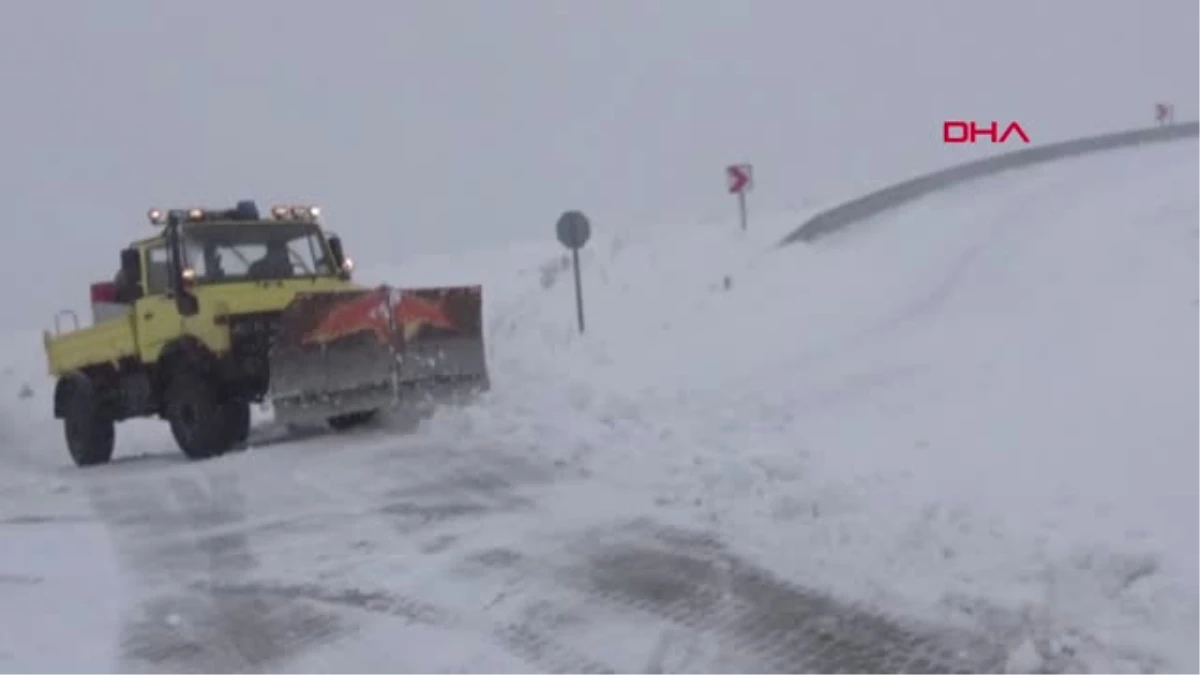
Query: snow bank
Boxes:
[{"xmin": 405, "ymin": 141, "xmax": 1198, "ymax": 672}]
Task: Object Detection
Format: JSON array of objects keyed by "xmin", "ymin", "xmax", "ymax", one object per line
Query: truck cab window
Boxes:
[{"xmin": 179, "ymin": 222, "xmax": 334, "ymax": 283}]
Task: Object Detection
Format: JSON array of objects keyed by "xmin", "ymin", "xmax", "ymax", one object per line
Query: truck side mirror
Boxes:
[
  {"xmin": 120, "ymin": 248, "xmax": 141, "ymax": 282},
  {"xmin": 328, "ymin": 236, "xmax": 352, "ymax": 279},
  {"xmin": 328, "ymin": 236, "xmax": 345, "ymax": 266},
  {"xmin": 162, "ymin": 222, "xmax": 199, "ymax": 316},
  {"xmin": 118, "ymin": 248, "xmax": 144, "ymax": 301}
]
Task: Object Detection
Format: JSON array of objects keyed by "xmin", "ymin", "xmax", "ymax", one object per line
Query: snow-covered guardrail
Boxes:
[{"xmin": 781, "ymin": 122, "xmax": 1199, "ymax": 245}]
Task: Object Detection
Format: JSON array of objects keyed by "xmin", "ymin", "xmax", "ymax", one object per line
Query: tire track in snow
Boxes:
[
  {"xmin": 276, "ymin": 442, "xmax": 618, "ymax": 673},
  {"xmin": 74, "ymin": 430, "xmax": 1010, "ymax": 674},
  {"xmin": 190, "ymin": 577, "xmax": 616, "ymax": 674},
  {"xmin": 453, "ymin": 518, "xmax": 1009, "ymax": 673},
  {"xmin": 84, "ymin": 441, "xmax": 612, "ymax": 673},
  {"xmin": 81, "ymin": 427, "xmax": 1007, "ymax": 673},
  {"xmin": 86, "ymin": 473, "xmax": 349, "ymax": 672}
]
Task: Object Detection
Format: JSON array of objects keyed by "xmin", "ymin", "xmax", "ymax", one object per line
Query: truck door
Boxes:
[{"xmin": 134, "ymin": 242, "xmax": 183, "ymax": 361}]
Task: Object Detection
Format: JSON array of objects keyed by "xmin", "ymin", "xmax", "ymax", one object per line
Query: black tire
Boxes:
[
  {"xmin": 61, "ymin": 375, "xmax": 114, "ymax": 468},
  {"xmin": 165, "ymin": 370, "xmax": 235, "ymax": 460},
  {"xmin": 327, "ymin": 409, "xmax": 378, "ymax": 431}
]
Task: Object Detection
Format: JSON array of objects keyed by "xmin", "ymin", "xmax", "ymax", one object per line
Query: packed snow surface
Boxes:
[{"xmin": 1, "ymin": 139, "xmax": 1196, "ymax": 673}]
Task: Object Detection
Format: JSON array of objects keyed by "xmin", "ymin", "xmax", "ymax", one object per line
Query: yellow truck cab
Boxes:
[{"xmin": 45, "ymin": 200, "xmax": 361, "ymax": 465}]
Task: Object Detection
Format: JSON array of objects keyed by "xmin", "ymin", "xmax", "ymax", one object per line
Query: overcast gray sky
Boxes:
[{"xmin": 1, "ymin": 0, "xmax": 1195, "ymax": 330}]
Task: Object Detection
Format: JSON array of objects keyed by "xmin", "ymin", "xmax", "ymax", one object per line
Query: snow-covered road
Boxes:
[{"xmin": 1, "ymin": 138, "xmax": 1195, "ymax": 673}]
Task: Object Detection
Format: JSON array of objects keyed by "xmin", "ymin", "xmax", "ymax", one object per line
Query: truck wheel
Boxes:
[
  {"xmin": 327, "ymin": 409, "xmax": 378, "ymax": 431},
  {"xmin": 165, "ymin": 371, "xmax": 234, "ymax": 460},
  {"xmin": 62, "ymin": 375, "xmax": 114, "ymax": 467}
]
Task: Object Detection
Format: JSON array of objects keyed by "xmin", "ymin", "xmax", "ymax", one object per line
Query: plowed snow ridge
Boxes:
[{"xmin": 0, "ymin": 139, "xmax": 1195, "ymax": 673}]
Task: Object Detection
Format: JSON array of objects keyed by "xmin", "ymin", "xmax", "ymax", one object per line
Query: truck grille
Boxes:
[{"xmin": 227, "ymin": 311, "xmax": 283, "ymax": 365}]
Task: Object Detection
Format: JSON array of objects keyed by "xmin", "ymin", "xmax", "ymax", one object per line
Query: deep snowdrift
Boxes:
[
  {"xmin": 387, "ymin": 140, "xmax": 1199, "ymax": 671},
  {"xmin": 360, "ymin": 140, "xmax": 1200, "ymax": 667},
  {"xmin": 0, "ymin": 138, "xmax": 1195, "ymax": 673}
]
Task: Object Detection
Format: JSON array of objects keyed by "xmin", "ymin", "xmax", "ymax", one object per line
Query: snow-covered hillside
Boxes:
[{"xmin": 1, "ymin": 138, "xmax": 1195, "ymax": 673}]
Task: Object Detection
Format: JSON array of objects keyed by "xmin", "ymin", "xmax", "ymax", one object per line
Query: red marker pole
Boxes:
[{"xmin": 727, "ymin": 163, "xmax": 752, "ymax": 231}]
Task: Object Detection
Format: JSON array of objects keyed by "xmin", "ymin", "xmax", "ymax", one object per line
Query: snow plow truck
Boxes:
[{"xmin": 43, "ymin": 200, "xmax": 489, "ymax": 467}]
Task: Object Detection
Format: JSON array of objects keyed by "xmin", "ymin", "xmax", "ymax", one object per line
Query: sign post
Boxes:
[
  {"xmin": 726, "ymin": 163, "xmax": 753, "ymax": 230},
  {"xmin": 555, "ymin": 210, "xmax": 592, "ymax": 334}
]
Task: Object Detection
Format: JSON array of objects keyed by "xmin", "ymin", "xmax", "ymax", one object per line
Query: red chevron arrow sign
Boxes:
[
  {"xmin": 726, "ymin": 163, "xmax": 753, "ymax": 194},
  {"xmin": 726, "ymin": 163, "xmax": 753, "ymax": 231}
]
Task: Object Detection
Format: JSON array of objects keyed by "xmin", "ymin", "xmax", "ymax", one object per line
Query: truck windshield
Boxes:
[{"xmin": 179, "ymin": 221, "xmax": 337, "ymax": 283}]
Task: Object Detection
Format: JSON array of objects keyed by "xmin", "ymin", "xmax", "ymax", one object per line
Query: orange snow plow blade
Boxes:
[{"xmin": 268, "ymin": 285, "xmax": 489, "ymax": 427}]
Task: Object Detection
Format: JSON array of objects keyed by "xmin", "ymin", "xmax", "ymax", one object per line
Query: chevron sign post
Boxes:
[{"xmin": 726, "ymin": 163, "xmax": 753, "ymax": 231}]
